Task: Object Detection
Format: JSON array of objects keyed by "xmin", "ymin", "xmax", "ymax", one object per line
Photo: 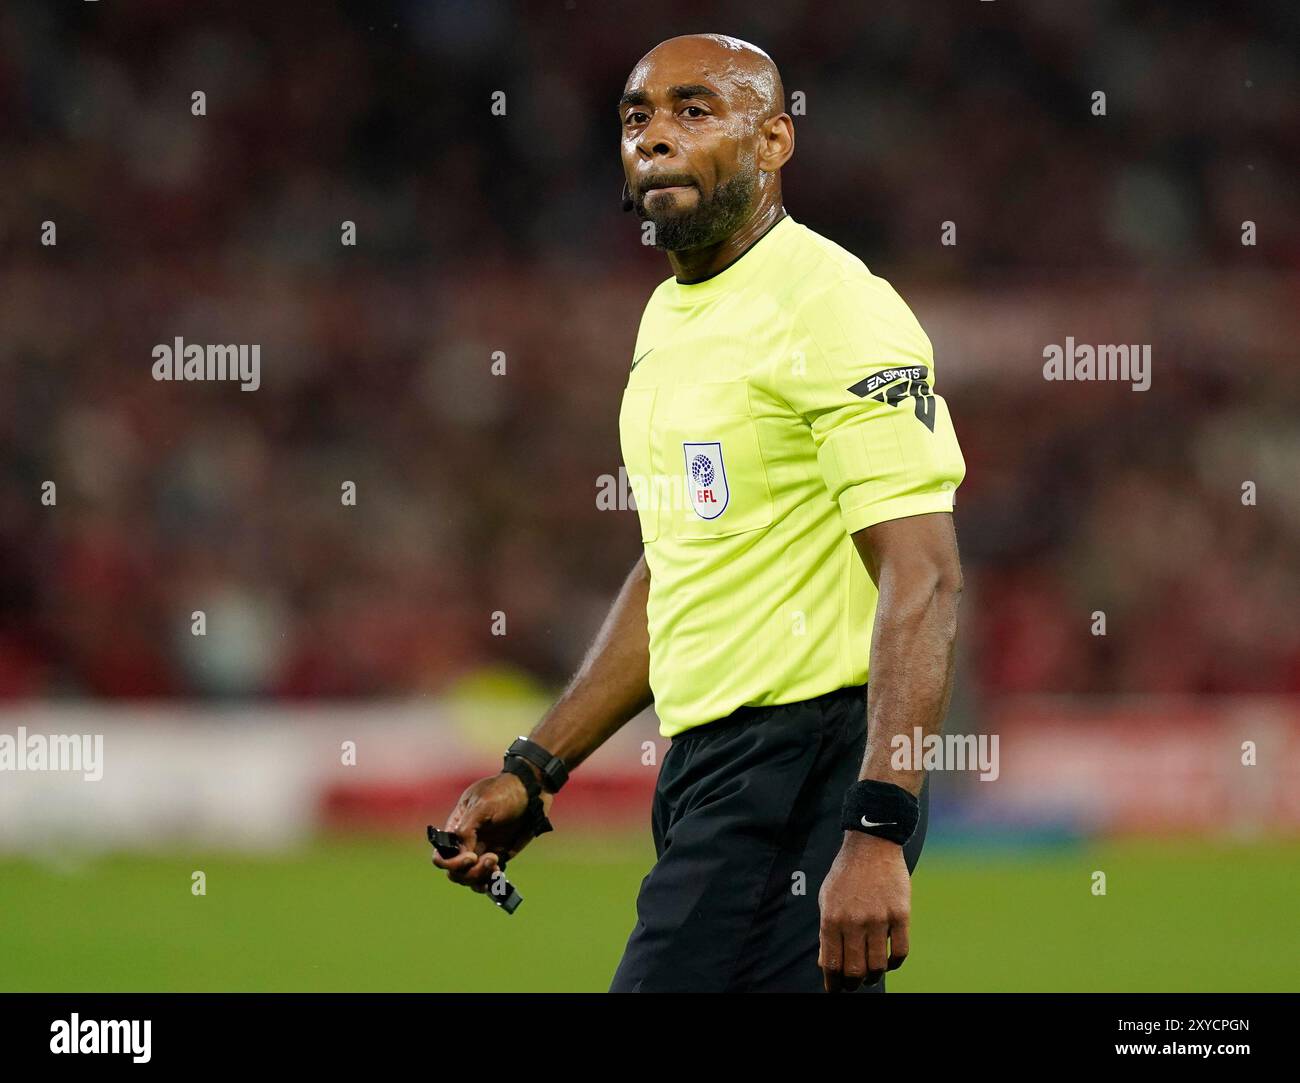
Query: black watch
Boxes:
[
  {"xmin": 499, "ymin": 757, "xmax": 554, "ymax": 839},
  {"xmin": 504, "ymin": 737, "xmax": 570, "ymax": 794}
]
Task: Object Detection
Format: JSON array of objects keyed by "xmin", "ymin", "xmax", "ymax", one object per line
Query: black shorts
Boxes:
[{"xmin": 609, "ymin": 683, "xmax": 928, "ymax": 993}]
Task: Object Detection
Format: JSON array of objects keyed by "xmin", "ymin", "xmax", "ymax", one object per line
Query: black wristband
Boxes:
[
  {"xmin": 506, "ymin": 737, "xmax": 569, "ymax": 793},
  {"xmin": 840, "ymin": 780, "xmax": 920, "ymax": 846},
  {"xmin": 500, "ymin": 757, "xmax": 554, "ymax": 839}
]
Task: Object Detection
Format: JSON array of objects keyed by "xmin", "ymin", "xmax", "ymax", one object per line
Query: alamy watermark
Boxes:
[
  {"xmin": 891, "ymin": 727, "xmax": 999, "ymax": 781},
  {"xmin": 152, "ymin": 337, "xmax": 261, "ymax": 391},
  {"xmin": 0, "ymin": 727, "xmax": 103, "ymax": 781},
  {"xmin": 1042, "ymin": 338, "xmax": 1150, "ymax": 391},
  {"xmin": 597, "ymin": 466, "xmax": 705, "ymax": 514},
  {"xmin": 50, "ymin": 1015, "xmax": 150, "ymax": 1063}
]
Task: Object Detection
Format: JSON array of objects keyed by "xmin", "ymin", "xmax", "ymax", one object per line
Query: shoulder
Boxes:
[
  {"xmin": 777, "ymin": 224, "xmax": 934, "ymax": 370},
  {"xmin": 634, "ymin": 275, "xmax": 678, "ymax": 337},
  {"xmin": 784, "ymin": 220, "xmax": 871, "ymax": 287},
  {"xmin": 644, "ymin": 274, "xmax": 677, "ymax": 307},
  {"xmin": 782, "ymin": 223, "xmax": 917, "ymax": 326}
]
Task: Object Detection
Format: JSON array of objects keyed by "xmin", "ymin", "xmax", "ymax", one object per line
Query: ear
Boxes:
[{"xmin": 757, "ymin": 113, "xmax": 795, "ymax": 173}]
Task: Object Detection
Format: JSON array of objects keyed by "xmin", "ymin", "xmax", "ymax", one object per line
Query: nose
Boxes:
[{"xmin": 636, "ymin": 112, "xmax": 677, "ymax": 160}]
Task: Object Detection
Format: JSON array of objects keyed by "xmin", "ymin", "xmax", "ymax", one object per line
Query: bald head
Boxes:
[
  {"xmin": 630, "ymin": 34, "xmax": 785, "ymax": 123},
  {"xmin": 618, "ymin": 33, "xmax": 795, "ymax": 261}
]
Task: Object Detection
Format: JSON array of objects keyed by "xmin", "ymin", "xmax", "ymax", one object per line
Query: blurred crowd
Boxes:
[{"xmin": 0, "ymin": 0, "xmax": 1296, "ymax": 702}]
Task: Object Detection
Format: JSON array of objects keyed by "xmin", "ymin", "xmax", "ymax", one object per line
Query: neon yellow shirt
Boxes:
[{"xmin": 619, "ymin": 215, "xmax": 965, "ymax": 737}]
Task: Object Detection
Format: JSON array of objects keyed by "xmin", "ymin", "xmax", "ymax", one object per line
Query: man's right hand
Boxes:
[{"xmin": 431, "ymin": 772, "xmax": 554, "ymax": 894}]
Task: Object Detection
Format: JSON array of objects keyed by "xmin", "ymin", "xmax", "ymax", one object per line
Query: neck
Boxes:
[{"xmin": 667, "ymin": 199, "xmax": 787, "ymax": 284}]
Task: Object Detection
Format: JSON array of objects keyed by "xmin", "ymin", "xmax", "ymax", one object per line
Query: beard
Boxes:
[{"xmin": 634, "ymin": 166, "xmax": 758, "ymax": 253}]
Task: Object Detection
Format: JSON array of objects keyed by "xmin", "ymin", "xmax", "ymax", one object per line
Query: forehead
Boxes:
[{"xmin": 623, "ymin": 44, "xmax": 750, "ymax": 103}]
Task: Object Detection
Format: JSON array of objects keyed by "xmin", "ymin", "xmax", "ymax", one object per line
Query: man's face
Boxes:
[{"xmin": 618, "ymin": 45, "xmax": 761, "ymax": 252}]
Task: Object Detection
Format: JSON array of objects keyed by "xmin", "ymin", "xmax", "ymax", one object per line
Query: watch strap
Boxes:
[{"xmin": 506, "ymin": 736, "xmax": 570, "ymax": 793}]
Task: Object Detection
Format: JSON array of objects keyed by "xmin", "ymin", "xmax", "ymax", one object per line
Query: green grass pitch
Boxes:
[{"xmin": 2, "ymin": 834, "xmax": 1296, "ymax": 991}]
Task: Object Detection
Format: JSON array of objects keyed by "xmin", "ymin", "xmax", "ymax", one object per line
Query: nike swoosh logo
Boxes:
[
  {"xmin": 860, "ymin": 817, "xmax": 897, "ymax": 829},
  {"xmin": 631, "ymin": 348, "xmax": 654, "ymax": 371}
]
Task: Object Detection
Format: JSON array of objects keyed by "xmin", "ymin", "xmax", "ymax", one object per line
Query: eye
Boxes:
[
  {"xmin": 682, "ymin": 105, "xmax": 708, "ymax": 118},
  {"xmin": 625, "ymin": 110, "xmax": 648, "ymax": 126}
]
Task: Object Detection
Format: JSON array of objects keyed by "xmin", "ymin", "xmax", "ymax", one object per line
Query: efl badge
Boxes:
[{"xmin": 683, "ymin": 441, "xmax": 729, "ymax": 520}]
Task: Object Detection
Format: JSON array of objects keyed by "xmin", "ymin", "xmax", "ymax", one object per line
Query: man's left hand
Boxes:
[{"xmin": 817, "ymin": 832, "xmax": 911, "ymax": 993}]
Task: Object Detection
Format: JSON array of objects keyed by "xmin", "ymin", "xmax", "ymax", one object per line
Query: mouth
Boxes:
[{"xmin": 640, "ymin": 180, "xmax": 695, "ymax": 198}]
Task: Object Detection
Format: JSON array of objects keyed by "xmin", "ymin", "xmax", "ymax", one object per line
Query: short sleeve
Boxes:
[{"xmin": 776, "ymin": 274, "xmax": 966, "ymax": 534}]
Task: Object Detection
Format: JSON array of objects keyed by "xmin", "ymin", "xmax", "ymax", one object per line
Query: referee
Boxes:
[{"xmin": 433, "ymin": 33, "xmax": 966, "ymax": 994}]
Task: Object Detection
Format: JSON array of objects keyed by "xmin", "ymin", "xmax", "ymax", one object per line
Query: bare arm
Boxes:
[
  {"xmin": 527, "ymin": 553, "xmax": 654, "ymax": 771},
  {"xmin": 433, "ymin": 553, "xmax": 654, "ymax": 890},
  {"xmin": 852, "ymin": 512, "xmax": 963, "ymax": 794},
  {"xmin": 818, "ymin": 512, "xmax": 963, "ymax": 991}
]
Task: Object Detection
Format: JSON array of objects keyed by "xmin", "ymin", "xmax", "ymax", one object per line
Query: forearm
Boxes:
[
  {"xmin": 858, "ymin": 560, "xmax": 962, "ymax": 796},
  {"xmin": 526, "ymin": 553, "xmax": 654, "ymax": 772}
]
